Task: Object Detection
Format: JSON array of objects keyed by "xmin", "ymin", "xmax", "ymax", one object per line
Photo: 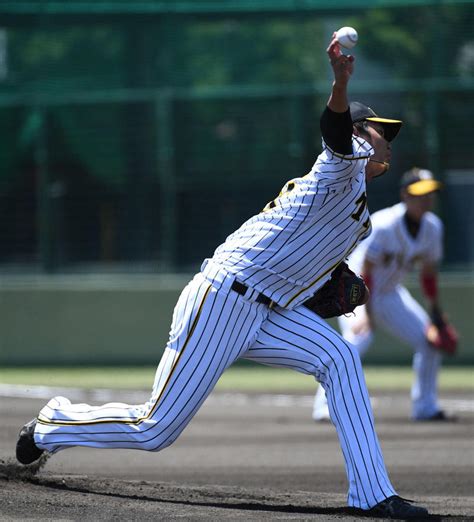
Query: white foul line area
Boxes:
[{"xmin": 0, "ymin": 383, "xmax": 473, "ymax": 412}]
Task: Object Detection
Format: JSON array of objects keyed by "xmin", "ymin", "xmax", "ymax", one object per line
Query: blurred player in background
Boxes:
[{"xmin": 312, "ymin": 167, "xmax": 457, "ymax": 422}]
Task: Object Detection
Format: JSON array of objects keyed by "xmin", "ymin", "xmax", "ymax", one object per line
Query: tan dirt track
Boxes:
[{"xmin": 1, "ymin": 389, "xmax": 473, "ymax": 521}]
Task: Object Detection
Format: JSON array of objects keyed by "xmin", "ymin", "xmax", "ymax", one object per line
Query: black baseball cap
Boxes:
[
  {"xmin": 400, "ymin": 167, "xmax": 443, "ymax": 196},
  {"xmin": 350, "ymin": 101, "xmax": 402, "ymax": 142}
]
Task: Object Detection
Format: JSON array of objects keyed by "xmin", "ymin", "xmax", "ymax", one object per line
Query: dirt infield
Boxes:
[{"xmin": 1, "ymin": 389, "xmax": 473, "ymax": 520}]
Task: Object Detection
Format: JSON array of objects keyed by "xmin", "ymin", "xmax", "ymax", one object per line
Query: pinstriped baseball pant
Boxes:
[{"xmin": 34, "ymin": 272, "xmax": 396, "ymax": 509}]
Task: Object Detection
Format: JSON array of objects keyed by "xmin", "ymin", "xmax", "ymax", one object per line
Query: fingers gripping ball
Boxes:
[
  {"xmin": 336, "ymin": 27, "xmax": 358, "ymax": 49},
  {"xmin": 303, "ymin": 262, "xmax": 369, "ymax": 319}
]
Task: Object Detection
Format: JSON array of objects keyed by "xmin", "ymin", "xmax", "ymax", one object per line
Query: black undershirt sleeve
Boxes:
[{"xmin": 320, "ymin": 106, "xmax": 353, "ymax": 155}]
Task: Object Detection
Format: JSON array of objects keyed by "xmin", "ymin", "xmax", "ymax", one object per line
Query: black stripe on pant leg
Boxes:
[
  {"xmin": 249, "ymin": 325, "xmax": 366, "ymax": 507},
  {"xmin": 154, "ymin": 294, "xmax": 265, "ymax": 449},
  {"xmin": 38, "ymin": 281, "xmax": 213, "ymax": 435},
  {"xmin": 216, "ymin": 301, "xmax": 264, "ymax": 373},
  {"xmin": 41, "ymin": 282, "xmax": 225, "ymax": 446},
  {"xmin": 268, "ymin": 312, "xmax": 378, "ymax": 506},
  {"xmin": 148, "ymin": 293, "xmax": 248, "ymax": 449},
  {"xmin": 140, "ymin": 289, "xmax": 261, "ymax": 448},
  {"xmin": 291, "ymin": 310, "xmax": 388, "ymax": 502},
  {"xmin": 249, "ymin": 344, "xmax": 364, "ymax": 506},
  {"xmin": 291, "ymin": 310, "xmax": 394, "ymax": 501},
  {"xmin": 315, "ymin": 317, "xmax": 395, "ymax": 496},
  {"xmin": 261, "ymin": 317, "xmax": 370, "ymax": 502},
  {"xmin": 41, "ymin": 294, "xmax": 260, "ymax": 445},
  {"xmin": 153, "ymin": 302, "xmax": 263, "ymax": 450},
  {"xmin": 111, "ymin": 285, "xmax": 234, "ymax": 446}
]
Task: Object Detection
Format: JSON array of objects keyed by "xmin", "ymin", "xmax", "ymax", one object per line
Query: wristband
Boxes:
[{"xmin": 421, "ymin": 273, "xmax": 438, "ymax": 301}]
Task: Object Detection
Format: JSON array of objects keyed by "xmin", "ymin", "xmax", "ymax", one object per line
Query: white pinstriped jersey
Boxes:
[
  {"xmin": 347, "ymin": 202, "xmax": 443, "ymax": 294},
  {"xmin": 202, "ymin": 135, "xmax": 374, "ymax": 309}
]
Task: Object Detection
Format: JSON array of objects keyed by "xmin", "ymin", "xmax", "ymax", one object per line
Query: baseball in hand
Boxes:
[{"xmin": 335, "ymin": 27, "xmax": 358, "ymax": 49}]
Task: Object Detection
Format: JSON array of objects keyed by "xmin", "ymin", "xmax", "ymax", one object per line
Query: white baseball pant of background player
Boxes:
[
  {"xmin": 313, "ymin": 201, "xmax": 443, "ymax": 421},
  {"xmin": 313, "ymin": 288, "xmax": 441, "ymax": 419},
  {"xmin": 35, "ymin": 270, "xmax": 397, "ymax": 509}
]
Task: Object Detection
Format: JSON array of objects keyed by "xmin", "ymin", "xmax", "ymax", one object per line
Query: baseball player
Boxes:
[
  {"xmin": 16, "ymin": 34, "xmax": 429, "ymax": 518},
  {"xmin": 312, "ymin": 167, "xmax": 458, "ymax": 422}
]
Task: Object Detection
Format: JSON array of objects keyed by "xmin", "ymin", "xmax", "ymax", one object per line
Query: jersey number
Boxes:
[
  {"xmin": 351, "ymin": 192, "xmax": 367, "ymax": 221},
  {"xmin": 352, "ymin": 192, "xmax": 370, "ymax": 230},
  {"xmin": 263, "ymin": 180, "xmax": 296, "ymax": 212}
]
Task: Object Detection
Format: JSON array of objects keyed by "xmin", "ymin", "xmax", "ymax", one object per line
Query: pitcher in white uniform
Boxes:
[
  {"xmin": 16, "ymin": 34, "xmax": 430, "ymax": 518},
  {"xmin": 313, "ymin": 167, "xmax": 449, "ymax": 422}
]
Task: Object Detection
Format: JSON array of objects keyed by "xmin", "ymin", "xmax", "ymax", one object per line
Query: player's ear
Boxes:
[{"xmin": 353, "ymin": 121, "xmax": 370, "ymax": 141}]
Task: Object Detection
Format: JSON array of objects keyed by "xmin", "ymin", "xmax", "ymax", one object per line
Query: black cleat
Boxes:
[
  {"xmin": 351, "ymin": 495, "xmax": 429, "ymax": 519},
  {"xmin": 415, "ymin": 410, "xmax": 457, "ymax": 422},
  {"xmin": 16, "ymin": 418, "xmax": 44, "ymax": 465}
]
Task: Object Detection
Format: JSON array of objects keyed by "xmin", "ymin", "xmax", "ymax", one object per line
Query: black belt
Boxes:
[{"xmin": 231, "ymin": 280, "xmax": 275, "ymax": 307}]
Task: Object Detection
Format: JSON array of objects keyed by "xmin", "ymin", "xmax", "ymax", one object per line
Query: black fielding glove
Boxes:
[{"xmin": 303, "ymin": 262, "xmax": 369, "ymax": 318}]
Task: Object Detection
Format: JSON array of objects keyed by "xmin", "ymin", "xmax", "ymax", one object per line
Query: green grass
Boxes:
[{"xmin": 0, "ymin": 366, "xmax": 473, "ymax": 391}]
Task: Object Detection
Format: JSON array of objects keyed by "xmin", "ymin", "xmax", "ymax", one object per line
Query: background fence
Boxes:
[
  {"xmin": 0, "ymin": 1, "xmax": 473, "ymax": 365},
  {"xmin": 0, "ymin": 0, "xmax": 473, "ymax": 273}
]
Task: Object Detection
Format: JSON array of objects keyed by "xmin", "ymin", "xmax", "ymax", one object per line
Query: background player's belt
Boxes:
[{"xmin": 231, "ymin": 280, "xmax": 275, "ymax": 307}]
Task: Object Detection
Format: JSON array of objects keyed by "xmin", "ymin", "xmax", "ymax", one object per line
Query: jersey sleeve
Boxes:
[{"xmin": 320, "ymin": 106, "xmax": 353, "ymax": 155}]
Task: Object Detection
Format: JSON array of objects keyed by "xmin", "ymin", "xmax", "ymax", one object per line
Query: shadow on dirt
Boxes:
[{"xmin": 0, "ymin": 468, "xmax": 451, "ymax": 520}]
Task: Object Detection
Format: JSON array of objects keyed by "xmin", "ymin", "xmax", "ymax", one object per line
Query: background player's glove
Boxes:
[
  {"xmin": 425, "ymin": 306, "xmax": 459, "ymax": 356},
  {"xmin": 303, "ymin": 262, "xmax": 369, "ymax": 318}
]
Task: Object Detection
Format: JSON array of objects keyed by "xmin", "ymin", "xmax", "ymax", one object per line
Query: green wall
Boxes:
[{"xmin": 0, "ymin": 273, "xmax": 472, "ymax": 366}]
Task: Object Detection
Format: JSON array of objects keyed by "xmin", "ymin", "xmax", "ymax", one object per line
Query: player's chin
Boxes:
[{"xmin": 366, "ymin": 161, "xmax": 389, "ymax": 181}]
